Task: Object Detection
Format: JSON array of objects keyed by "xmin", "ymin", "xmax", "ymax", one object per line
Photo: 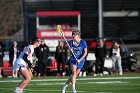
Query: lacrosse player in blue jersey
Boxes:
[{"xmin": 61, "ymin": 30, "xmax": 88, "ymax": 93}]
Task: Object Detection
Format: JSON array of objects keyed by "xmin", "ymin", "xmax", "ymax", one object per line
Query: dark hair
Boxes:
[
  {"xmin": 31, "ymin": 37, "xmax": 41, "ymax": 44},
  {"xmin": 112, "ymin": 41, "xmax": 120, "ymax": 46}
]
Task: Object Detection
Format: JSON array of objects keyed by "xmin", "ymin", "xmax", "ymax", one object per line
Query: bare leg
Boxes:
[
  {"xmin": 18, "ymin": 68, "xmax": 32, "ymax": 89},
  {"xmin": 62, "ymin": 65, "xmax": 81, "ymax": 93},
  {"xmin": 71, "ymin": 65, "xmax": 80, "ymax": 84},
  {"xmin": 65, "ymin": 65, "xmax": 80, "ymax": 84}
]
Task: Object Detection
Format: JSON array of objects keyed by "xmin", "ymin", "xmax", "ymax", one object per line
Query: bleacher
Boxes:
[
  {"xmin": 2, "ymin": 60, "xmax": 69, "ymax": 77},
  {"xmin": 2, "ymin": 62, "xmax": 12, "ymax": 77},
  {"xmin": 24, "ymin": 0, "xmax": 140, "ymax": 42}
]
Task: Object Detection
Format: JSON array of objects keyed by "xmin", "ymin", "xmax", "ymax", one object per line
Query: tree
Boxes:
[{"xmin": 0, "ymin": 0, "xmax": 23, "ymax": 40}]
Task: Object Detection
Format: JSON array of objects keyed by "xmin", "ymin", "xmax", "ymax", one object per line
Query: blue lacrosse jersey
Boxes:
[{"xmin": 68, "ymin": 39, "xmax": 87, "ymax": 69}]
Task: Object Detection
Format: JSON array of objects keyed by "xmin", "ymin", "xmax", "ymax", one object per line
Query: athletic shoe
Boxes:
[
  {"xmin": 83, "ymin": 72, "xmax": 86, "ymax": 77},
  {"xmin": 100, "ymin": 73, "xmax": 103, "ymax": 76},
  {"xmin": 78, "ymin": 71, "xmax": 82, "ymax": 77},
  {"xmin": 119, "ymin": 72, "xmax": 123, "ymax": 75},
  {"xmin": 14, "ymin": 87, "xmax": 23, "ymax": 93},
  {"xmin": 62, "ymin": 72, "xmax": 66, "ymax": 77},
  {"xmin": 37, "ymin": 74, "xmax": 40, "ymax": 78},
  {"xmin": 61, "ymin": 84, "xmax": 67, "ymax": 93},
  {"xmin": 93, "ymin": 74, "xmax": 97, "ymax": 76},
  {"xmin": 72, "ymin": 88, "xmax": 76, "ymax": 93},
  {"xmin": 43, "ymin": 74, "xmax": 47, "ymax": 78},
  {"xmin": 56, "ymin": 73, "xmax": 60, "ymax": 77},
  {"xmin": 12, "ymin": 75, "xmax": 18, "ymax": 78},
  {"xmin": 0, "ymin": 75, "xmax": 2, "ymax": 78}
]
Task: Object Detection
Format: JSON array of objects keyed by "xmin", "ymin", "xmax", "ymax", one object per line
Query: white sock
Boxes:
[
  {"xmin": 83, "ymin": 72, "xmax": 86, "ymax": 76},
  {"xmin": 72, "ymin": 84, "xmax": 75, "ymax": 89},
  {"xmin": 15, "ymin": 74, "xmax": 17, "ymax": 77},
  {"xmin": 79, "ymin": 71, "xmax": 82, "ymax": 77},
  {"xmin": 64, "ymin": 83, "xmax": 68, "ymax": 87}
]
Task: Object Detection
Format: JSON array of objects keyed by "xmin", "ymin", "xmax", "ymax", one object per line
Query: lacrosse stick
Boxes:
[
  {"xmin": 28, "ymin": 56, "xmax": 38, "ymax": 76},
  {"xmin": 57, "ymin": 25, "xmax": 77, "ymax": 60}
]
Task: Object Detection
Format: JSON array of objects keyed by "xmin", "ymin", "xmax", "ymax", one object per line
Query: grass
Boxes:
[{"xmin": 0, "ymin": 73, "xmax": 140, "ymax": 93}]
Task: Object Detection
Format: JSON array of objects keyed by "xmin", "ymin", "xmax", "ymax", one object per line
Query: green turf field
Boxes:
[{"xmin": 0, "ymin": 73, "xmax": 140, "ymax": 93}]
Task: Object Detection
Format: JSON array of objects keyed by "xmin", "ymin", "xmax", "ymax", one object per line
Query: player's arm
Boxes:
[
  {"xmin": 78, "ymin": 48, "xmax": 87, "ymax": 63},
  {"xmin": 22, "ymin": 53, "xmax": 32, "ymax": 68}
]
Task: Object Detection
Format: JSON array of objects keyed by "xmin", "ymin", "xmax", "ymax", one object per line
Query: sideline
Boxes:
[
  {"xmin": 0, "ymin": 88, "xmax": 112, "ymax": 93},
  {"xmin": 0, "ymin": 76, "xmax": 140, "ymax": 83}
]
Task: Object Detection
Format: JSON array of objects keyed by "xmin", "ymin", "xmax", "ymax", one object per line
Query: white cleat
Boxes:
[
  {"xmin": 14, "ymin": 87, "xmax": 23, "ymax": 93},
  {"xmin": 72, "ymin": 88, "xmax": 76, "ymax": 93},
  {"xmin": 61, "ymin": 84, "xmax": 67, "ymax": 93},
  {"xmin": 83, "ymin": 72, "xmax": 86, "ymax": 77},
  {"xmin": 119, "ymin": 72, "xmax": 123, "ymax": 75},
  {"xmin": 93, "ymin": 74, "xmax": 97, "ymax": 76},
  {"xmin": 79, "ymin": 71, "xmax": 82, "ymax": 77},
  {"xmin": 100, "ymin": 73, "xmax": 103, "ymax": 76}
]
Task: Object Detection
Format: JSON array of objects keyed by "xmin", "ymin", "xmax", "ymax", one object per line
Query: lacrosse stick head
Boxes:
[
  {"xmin": 33, "ymin": 56, "xmax": 38, "ymax": 65},
  {"xmin": 57, "ymin": 25, "xmax": 61, "ymax": 32},
  {"xmin": 57, "ymin": 25, "xmax": 64, "ymax": 36}
]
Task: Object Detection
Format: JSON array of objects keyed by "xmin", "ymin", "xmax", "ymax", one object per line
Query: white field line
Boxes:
[
  {"xmin": 87, "ymin": 81, "xmax": 128, "ymax": 84},
  {"xmin": 0, "ymin": 88, "xmax": 13, "ymax": 90},
  {"xmin": 25, "ymin": 89, "xmax": 112, "ymax": 93},
  {"xmin": 0, "ymin": 79, "xmax": 139, "ymax": 93},
  {"xmin": 0, "ymin": 88, "xmax": 112, "ymax": 93},
  {"xmin": 28, "ymin": 81, "xmax": 128, "ymax": 86},
  {"xmin": 0, "ymin": 76, "xmax": 140, "ymax": 83}
]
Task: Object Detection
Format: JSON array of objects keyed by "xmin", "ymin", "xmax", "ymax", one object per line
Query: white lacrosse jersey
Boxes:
[{"xmin": 13, "ymin": 45, "xmax": 34, "ymax": 68}]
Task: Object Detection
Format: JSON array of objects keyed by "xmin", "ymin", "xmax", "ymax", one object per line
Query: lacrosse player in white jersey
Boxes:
[{"xmin": 13, "ymin": 37, "xmax": 41, "ymax": 93}]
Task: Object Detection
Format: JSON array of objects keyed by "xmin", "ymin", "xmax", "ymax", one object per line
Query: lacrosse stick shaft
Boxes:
[
  {"xmin": 62, "ymin": 34, "xmax": 77, "ymax": 60},
  {"xmin": 57, "ymin": 25, "xmax": 77, "ymax": 60}
]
